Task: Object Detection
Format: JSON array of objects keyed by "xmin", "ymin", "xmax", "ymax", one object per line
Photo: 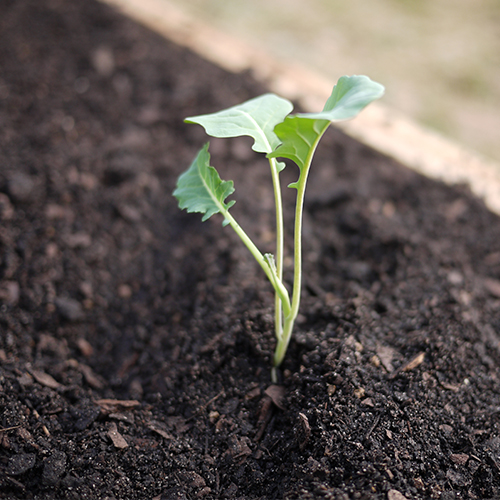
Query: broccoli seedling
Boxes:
[{"xmin": 174, "ymin": 75, "xmax": 384, "ymax": 381}]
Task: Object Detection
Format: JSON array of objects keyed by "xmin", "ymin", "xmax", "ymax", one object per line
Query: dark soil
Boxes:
[{"xmin": 2, "ymin": 1, "xmax": 500, "ymax": 499}]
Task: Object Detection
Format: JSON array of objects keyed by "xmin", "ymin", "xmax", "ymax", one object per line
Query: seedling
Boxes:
[{"xmin": 174, "ymin": 75, "xmax": 384, "ymax": 381}]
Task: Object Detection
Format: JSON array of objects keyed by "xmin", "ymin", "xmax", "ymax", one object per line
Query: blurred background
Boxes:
[{"xmin": 165, "ymin": 0, "xmax": 500, "ymax": 163}]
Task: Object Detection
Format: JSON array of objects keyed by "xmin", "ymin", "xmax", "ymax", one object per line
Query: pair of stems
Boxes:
[{"xmin": 224, "ymin": 146, "xmax": 320, "ymax": 382}]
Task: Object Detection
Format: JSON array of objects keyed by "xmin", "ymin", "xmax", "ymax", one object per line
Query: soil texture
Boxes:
[{"xmin": 1, "ymin": 1, "xmax": 500, "ymax": 499}]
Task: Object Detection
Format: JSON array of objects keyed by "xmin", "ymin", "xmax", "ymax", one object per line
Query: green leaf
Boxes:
[
  {"xmin": 185, "ymin": 93, "xmax": 293, "ymax": 154},
  {"xmin": 268, "ymin": 76, "xmax": 384, "ymax": 176},
  {"xmin": 268, "ymin": 116, "xmax": 330, "ymax": 174},
  {"xmin": 173, "ymin": 143, "xmax": 235, "ymax": 226},
  {"xmin": 298, "ymin": 75, "xmax": 385, "ymax": 122}
]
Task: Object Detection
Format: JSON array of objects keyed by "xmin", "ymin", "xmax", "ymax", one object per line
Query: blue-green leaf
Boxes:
[
  {"xmin": 268, "ymin": 116, "xmax": 330, "ymax": 173},
  {"xmin": 268, "ymin": 76, "xmax": 384, "ymax": 178},
  {"xmin": 185, "ymin": 94, "xmax": 293, "ymax": 154},
  {"xmin": 173, "ymin": 143, "xmax": 235, "ymax": 226},
  {"xmin": 297, "ymin": 75, "xmax": 385, "ymax": 121}
]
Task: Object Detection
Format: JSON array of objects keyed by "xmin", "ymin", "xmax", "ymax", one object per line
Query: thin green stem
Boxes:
[
  {"xmin": 225, "ymin": 211, "xmax": 291, "ymax": 317},
  {"xmin": 272, "ymin": 176, "xmax": 309, "ymax": 369},
  {"xmin": 269, "ymin": 157, "xmax": 285, "ymax": 341},
  {"xmin": 272, "ymin": 125, "xmax": 330, "ymax": 369},
  {"xmin": 273, "ymin": 312, "xmax": 295, "ymax": 370}
]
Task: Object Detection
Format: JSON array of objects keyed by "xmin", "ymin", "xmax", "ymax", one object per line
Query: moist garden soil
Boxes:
[{"xmin": 2, "ymin": 1, "xmax": 500, "ymax": 499}]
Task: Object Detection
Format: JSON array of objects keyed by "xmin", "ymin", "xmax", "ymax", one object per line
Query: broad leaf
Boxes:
[
  {"xmin": 173, "ymin": 143, "xmax": 235, "ymax": 226},
  {"xmin": 185, "ymin": 94, "xmax": 293, "ymax": 154},
  {"xmin": 268, "ymin": 76, "xmax": 384, "ymax": 178},
  {"xmin": 267, "ymin": 116, "xmax": 330, "ymax": 174},
  {"xmin": 298, "ymin": 75, "xmax": 385, "ymax": 122}
]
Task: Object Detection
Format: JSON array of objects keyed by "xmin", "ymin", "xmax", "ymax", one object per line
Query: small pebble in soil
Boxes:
[
  {"xmin": 0, "ymin": 193, "xmax": 14, "ymax": 219},
  {"xmin": 387, "ymin": 490, "xmax": 409, "ymax": 500},
  {"xmin": 55, "ymin": 297, "xmax": 84, "ymax": 322},
  {"xmin": 7, "ymin": 172, "xmax": 36, "ymax": 203}
]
